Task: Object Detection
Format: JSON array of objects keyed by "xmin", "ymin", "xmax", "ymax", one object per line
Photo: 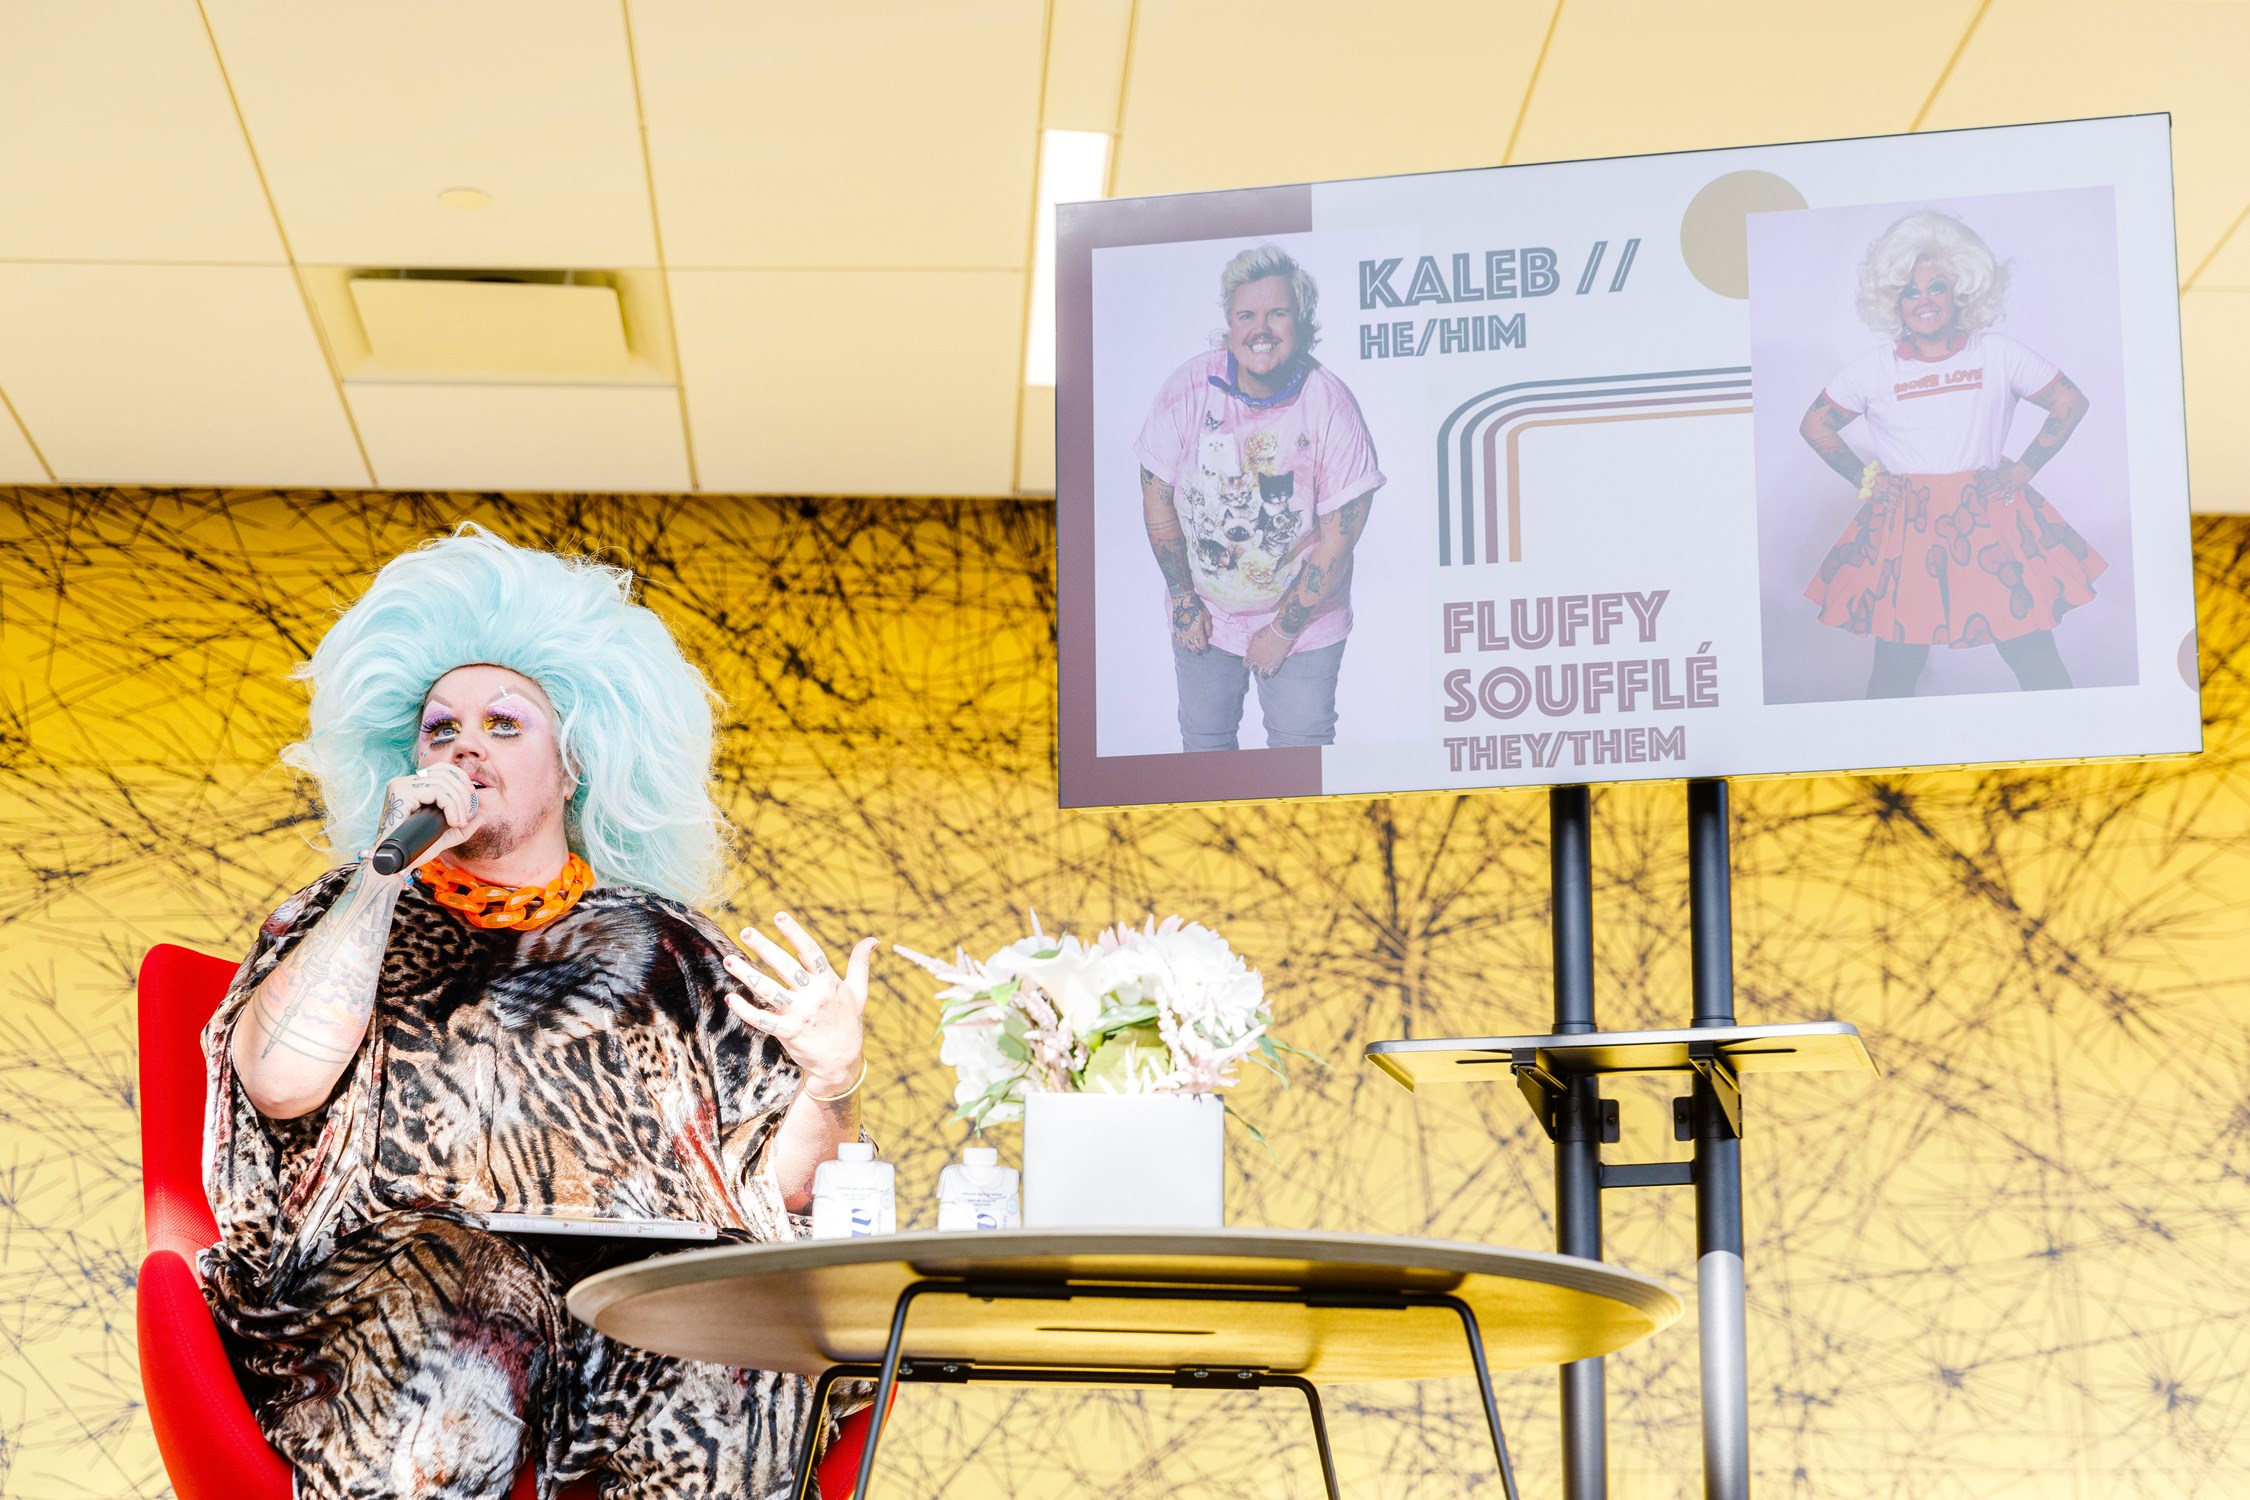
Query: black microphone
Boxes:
[{"xmin": 370, "ymin": 806, "xmax": 448, "ymax": 875}]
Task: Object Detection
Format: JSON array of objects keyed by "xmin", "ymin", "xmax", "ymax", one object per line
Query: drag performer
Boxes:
[
  {"xmin": 1137, "ymin": 243, "xmax": 1384, "ymax": 749},
  {"xmin": 1799, "ymin": 208, "xmax": 2105, "ymax": 697},
  {"xmin": 203, "ymin": 527, "xmax": 874, "ymax": 1499}
]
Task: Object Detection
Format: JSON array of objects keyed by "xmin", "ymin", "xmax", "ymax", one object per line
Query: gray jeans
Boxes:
[{"xmin": 1173, "ymin": 638, "xmax": 1347, "ymax": 751}]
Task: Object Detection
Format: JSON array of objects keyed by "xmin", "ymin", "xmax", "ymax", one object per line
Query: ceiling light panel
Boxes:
[
  {"xmin": 1025, "ymin": 129, "xmax": 1108, "ymax": 388},
  {"xmin": 349, "ymin": 278, "xmax": 632, "ymax": 380},
  {"xmin": 1040, "ymin": 0, "xmax": 1131, "ymax": 134},
  {"xmin": 200, "ymin": 0, "xmax": 656, "ymax": 267},
  {"xmin": 1506, "ymin": 0, "xmax": 1981, "ymax": 166},
  {"xmin": 0, "ymin": 264, "xmax": 365, "ymax": 486},
  {"xmin": 346, "ymin": 383, "xmax": 690, "ymax": 491},
  {"xmin": 669, "ymin": 268, "xmax": 1024, "ymax": 494},
  {"xmin": 0, "ymin": 1, "xmax": 280, "ymax": 262},
  {"xmin": 1922, "ymin": 0, "xmax": 2250, "ymax": 274},
  {"xmin": 630, "ymin": 0, "xmax": 1044, "ymax": 268},
  {"xmin": 1114, "ymin": 0, "xmax": 1550, "ymax": 196}
]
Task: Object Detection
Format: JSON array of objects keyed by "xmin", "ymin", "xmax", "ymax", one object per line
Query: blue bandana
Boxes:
[{"xmin": 1207, "ymin": 352, "xmax": 1312, "ymax": 409}]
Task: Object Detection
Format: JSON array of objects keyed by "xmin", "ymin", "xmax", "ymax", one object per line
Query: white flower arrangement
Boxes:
[{"xmin": 897, "ymin": 915, "xmax": 1319, "ymax": 1130}]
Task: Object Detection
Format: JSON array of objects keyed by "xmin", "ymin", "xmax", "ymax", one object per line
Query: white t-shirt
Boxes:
[{"xmin": 1822, "ymin": 331, "xmax": 2061, "ymax": 475}]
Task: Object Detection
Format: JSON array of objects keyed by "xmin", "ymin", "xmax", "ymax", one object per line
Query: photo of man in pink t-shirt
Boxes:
[{"xmin": 1135, "ymin": 244, "xmax": 1385, "ymax": 751}]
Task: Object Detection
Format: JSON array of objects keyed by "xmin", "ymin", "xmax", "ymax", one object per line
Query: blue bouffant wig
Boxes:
[{"xmin": 284, "ymin": 526, "xmax": 725, "ymax": 904}]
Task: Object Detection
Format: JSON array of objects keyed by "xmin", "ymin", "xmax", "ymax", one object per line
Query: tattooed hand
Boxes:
[
  {"xmin": 1171, "ymin": 591, "xmax": 1212, "ymax": 653},
  {"xmin": 723, "ymin": 912, "xmax": 874, "ymax": 1098},
  {"xmin": 1974, "ymin": 461, "xmax": 2033, "ymax": 502},
  {"xmin": 377, "ymin": 762, "xmax": 483, "ymax": 863},
  {"xmin": 1866, "ymin": 467, "xmax": 1910, "ymax": 505},
  {"xmin": 1243, "ymin": 623, "xmax": 1294, "ymax": 677}
]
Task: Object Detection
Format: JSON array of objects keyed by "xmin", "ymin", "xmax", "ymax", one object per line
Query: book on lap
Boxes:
[{"xmin": 478, "ymin": 1212, "xmax": 719, "ymax": 1241}]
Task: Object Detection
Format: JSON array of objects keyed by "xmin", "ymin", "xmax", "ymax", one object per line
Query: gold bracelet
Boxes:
[{"xmin": 805, "ymin": 1059, "xmax": 867, "ymax": 1103}]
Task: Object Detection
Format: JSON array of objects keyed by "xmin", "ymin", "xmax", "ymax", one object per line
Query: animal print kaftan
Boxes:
[{"xmin": 201, "ymin": 867, "xmax": 821, "ymax": 1500}]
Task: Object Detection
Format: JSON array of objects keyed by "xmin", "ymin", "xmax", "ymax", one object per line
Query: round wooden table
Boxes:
[{"xmin": 571, "ymin": 1227, "xmax": 1682, "ymax": 1500}]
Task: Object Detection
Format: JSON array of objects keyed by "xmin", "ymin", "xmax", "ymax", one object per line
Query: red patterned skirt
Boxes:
[{"xmin": 1803, "ymin": 470, "xmax": 2106, "ymax": 647}]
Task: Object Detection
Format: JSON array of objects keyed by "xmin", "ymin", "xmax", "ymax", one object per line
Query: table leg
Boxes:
[
  {"xmin": 788, "ymin": 1367, "xmax": 846, "ymax": 1500},
  {"xmin": 835, "ymin": 1357, "xmax": 1344, "ymax": 1500},
  {"xmin": 846, "ymin": 1280, "xmax": 935, "ymax": 1500},
  {"xmin": 814, "ymin": 1281, "xmax": 1524, "ymax": 1500},
  {"xmin": 1265, "ymin": 1375, "xmax": 1341, "ymax": 1500},
  {"xmin": 1434, "ymin": 1293, "xmax": 1523, "ymax": 1500}
]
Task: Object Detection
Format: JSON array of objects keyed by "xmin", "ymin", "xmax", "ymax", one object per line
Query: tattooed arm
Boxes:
[
  {"xmin": 1142, "ymin": 466, "xmax": 1210, "ymax": 653},
  {"xmin": 769, "ymin": 1067, "xmax": 864, "ymax": 1212},
  {"xmin": 229, "ymin": 764, "xmax": 479, "ymax": 1119},
  {"xmin": 1799, "ymin": 393, "xmax": 1870, "ymax": 487},
  {"xmin": 1243, "ymin": 489, "xmax": 1379, "ymax": 677},
  {"xmin": 1976, "ymin": 373, "xmax": 2089, "ymax": 499},
  {"xmin": 229, "ymin": 861, "xmax": 406, "ymax": 1119},
  {"xmin": 2015, "ymin": 373, "xmax": 2089, "ymax": 478}
]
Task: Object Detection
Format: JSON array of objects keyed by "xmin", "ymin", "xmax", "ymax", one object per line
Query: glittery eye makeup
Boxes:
[
  {"xmin": 484, "ymin": 693, "xmax": 544, "ymax": 738},
  {"xmin": 418, "ymin": 690, "xmax": 547, "ymax": 747}
]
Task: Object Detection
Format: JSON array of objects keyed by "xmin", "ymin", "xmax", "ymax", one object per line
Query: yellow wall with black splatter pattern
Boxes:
[{"xmin": 4, "ymin": 490, "xmax": 2247, "ymax": 1498}]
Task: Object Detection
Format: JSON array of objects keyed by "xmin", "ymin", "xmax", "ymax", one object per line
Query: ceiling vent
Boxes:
[{"xmin": 343, "ymin": 269, "xmax": 634, "ymax": 380}]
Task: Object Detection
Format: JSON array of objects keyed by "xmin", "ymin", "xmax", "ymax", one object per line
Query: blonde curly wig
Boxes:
[{"xmin": 1855, "ymin": 209, "xmax": 2010, "ymax": 340}]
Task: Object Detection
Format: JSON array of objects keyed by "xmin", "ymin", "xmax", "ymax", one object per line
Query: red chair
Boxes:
[{"xmin": 136, "ymin": 942, "xmax": 877, "ymax": 1500}]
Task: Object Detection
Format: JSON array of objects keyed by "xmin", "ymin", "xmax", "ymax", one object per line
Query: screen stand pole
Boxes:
[
  {"xmin": 1689, "ymin": 778, "xmax": 1750, "ymax": 1500},
  {"xmin": 1550, "ymin": 785, "xmax": 1607, "ymax": 1500}
]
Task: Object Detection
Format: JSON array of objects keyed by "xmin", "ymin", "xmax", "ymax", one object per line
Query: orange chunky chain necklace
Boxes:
[{"xmin": 415, "ymin": 852, "xmax": 595, "ymax": 931}]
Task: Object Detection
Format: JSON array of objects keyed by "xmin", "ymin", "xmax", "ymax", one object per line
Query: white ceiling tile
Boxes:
[
  {"xmin": 1921, "ymin": 1, "xmax": 2250, "ymax": 275},
  {"xmin": 0, "ymin": 1, "xmax": 280, "ymax": 262},
  {"xmin": 2184, "ymin": 289, "xmax": 2250, "ymax": 513},
  {"xmin": 0, "ymin": 395, "xmax": 50, "ymax": 483},
  {"xmin": 348, "ymin": 382, "xmax": 690, "ymax": 492},
  {"xmin": 1113, "ymin": 0, "xmax": 1549, "ymax": 196},
  {"xmin": 0, "ymin": 263, "xmax": 366, "ymax": 487},
  {"xmin": 201, "ymin": 0, "xmax": 656, "ymax": 268},
  {"xmin": 631, "ymin": 0, "xmax": 1045, "ymax": 268},
  {"xmin": 1509, "ymin": 0, "xmax": 1982, "ymax": 166},
  {"xmin": 671, "ymin": 269, "xmax": 1024, "ymax": 494}
]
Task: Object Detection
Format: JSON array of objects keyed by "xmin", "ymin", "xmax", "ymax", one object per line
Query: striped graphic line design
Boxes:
[{"xmin": 1435, "ymin": 366, "xmax": 1752, "ymax": 565}]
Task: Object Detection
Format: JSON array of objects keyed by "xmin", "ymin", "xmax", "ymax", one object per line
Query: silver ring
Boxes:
[{"xmin": 415, "ymin": 767, "xmax": 429, "ymax": 779}]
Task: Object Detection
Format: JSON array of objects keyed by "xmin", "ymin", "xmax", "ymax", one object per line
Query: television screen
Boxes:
[{"xmin": 1055, "ymin": 115, "xmax": 2197, "ymax": 809}]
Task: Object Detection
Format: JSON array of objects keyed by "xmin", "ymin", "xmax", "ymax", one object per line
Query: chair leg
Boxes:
[{"xmin": 791, "ymin": 1369, "xmax": 847, "ymax": 1500}]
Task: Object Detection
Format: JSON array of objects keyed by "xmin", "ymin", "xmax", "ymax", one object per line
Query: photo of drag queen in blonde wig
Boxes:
[{"xmin": 1798, "ymin": 209, "xmax": 2105, "ymax": 697}]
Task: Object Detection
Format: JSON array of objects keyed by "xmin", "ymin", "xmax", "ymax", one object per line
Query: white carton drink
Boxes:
[
  {"xmin": 809, "ymin": 1141, "xmax": 895, "ymax": 1239},
  {"xmin": 936, "ymin": 1145, "xmax": 1021, "ymax": 1231}
]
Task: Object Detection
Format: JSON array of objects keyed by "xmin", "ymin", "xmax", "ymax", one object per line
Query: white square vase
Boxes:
[{"xmin": 1021, "ymin": 1091, "xmax": 1225, "ymax": 1229}]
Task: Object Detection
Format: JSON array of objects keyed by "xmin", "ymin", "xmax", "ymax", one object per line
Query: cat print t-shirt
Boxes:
[{"xmin": 1135, "ymin": 350, "xmax": 1384, "ymax": 655}]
